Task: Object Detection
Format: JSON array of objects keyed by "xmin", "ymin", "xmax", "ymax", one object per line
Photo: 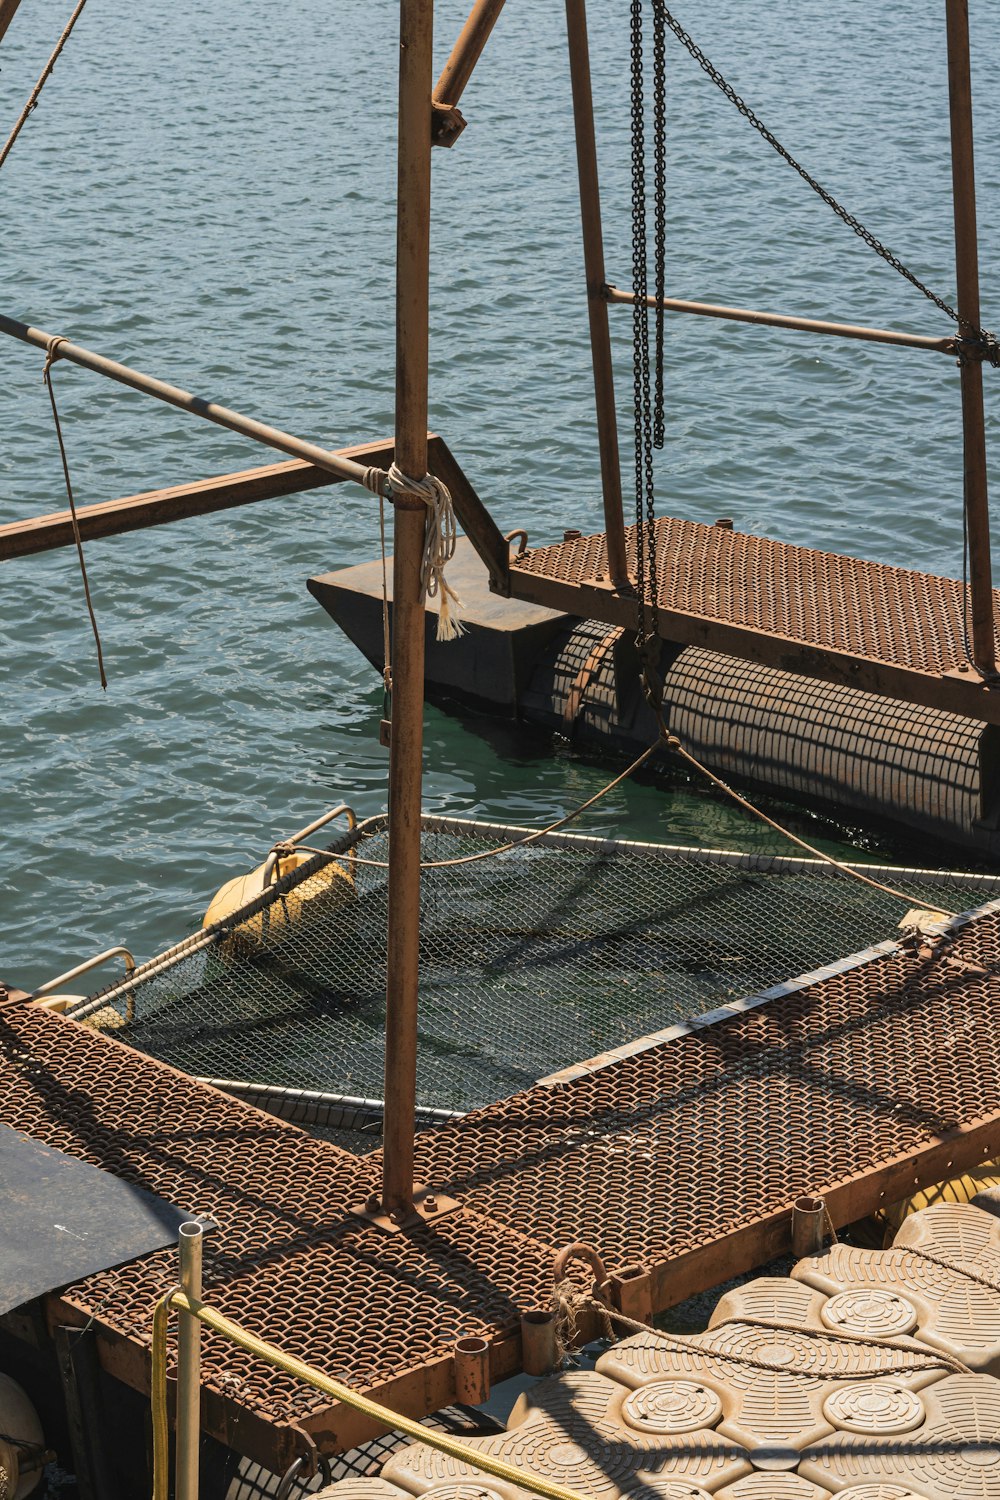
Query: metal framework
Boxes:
[{"xmin": 1, "ymin": 0, "xmax": 996, "ymax": 1222}]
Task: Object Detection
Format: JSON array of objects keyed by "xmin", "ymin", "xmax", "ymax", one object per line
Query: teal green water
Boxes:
[{"xmin": 2, "ymin": 0, "xmax": 999, "ymax": 989}]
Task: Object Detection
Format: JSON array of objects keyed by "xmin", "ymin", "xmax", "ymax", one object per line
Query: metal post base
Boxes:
[{"xmin": 351, "ymin": 1183, "xmax": 462, "ymax": 1233}]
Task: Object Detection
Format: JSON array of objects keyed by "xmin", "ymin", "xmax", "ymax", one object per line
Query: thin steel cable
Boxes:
[
  {"xmin": 43, "ymin": 340, "xmax": 108, "ymax": 690},
  {"xmin": 0, "ymin": 0, "xmax": 91, "ymax": 175}
]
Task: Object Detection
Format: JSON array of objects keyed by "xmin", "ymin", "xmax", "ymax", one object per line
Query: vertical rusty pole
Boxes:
[
  {"xmin": 946, "ymin": 0, "xmax": 995, "ymax": 674},
  {"xmin": 565, "ymin": 0, "xmax": 629, "ymax": 587},
  {"xmin": 381, "ymin": 0, "xmax": 435, "ymax": 1214}
]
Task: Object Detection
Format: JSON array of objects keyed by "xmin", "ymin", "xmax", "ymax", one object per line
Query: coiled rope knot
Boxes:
[
  {"xmin": 42, "ymin": 335, "xmax": 68, "ymax": 379},
  {"xmin": 551, "ymin": 1242, "xmax": 615, "ymax": 1360},
  {"xmin": 362, "ymin": 462, "xmax": 465, "ymax": 642}
]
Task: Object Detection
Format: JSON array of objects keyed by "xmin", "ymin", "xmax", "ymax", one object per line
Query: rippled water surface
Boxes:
[{"xmin": 2, "ymin": 0, "xmax": 999, "ymax": 987}]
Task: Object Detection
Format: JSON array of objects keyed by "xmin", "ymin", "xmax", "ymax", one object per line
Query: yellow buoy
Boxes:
[
  {"xmin": 204, "ymin": 849, "xmax": 356, "ymax": 959},
  {"xmin": 879, "ymin": 1157, "xmax": 1000, "ymax": 1244}
]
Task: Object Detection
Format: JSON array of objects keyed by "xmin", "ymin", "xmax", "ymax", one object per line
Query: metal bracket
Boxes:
[
  {"xmin": 431, "ymin": 101, "xmax": 467, "ymax": 147},
  {"xmin": 350, "ymin": 1183, "xmax": 461, "ymax": 1233}
]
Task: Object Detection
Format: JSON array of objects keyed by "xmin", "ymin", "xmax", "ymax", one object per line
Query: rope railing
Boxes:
[{"xmin": 151, "ymin": 1283, "xmax": 589, "ymax": 1500}]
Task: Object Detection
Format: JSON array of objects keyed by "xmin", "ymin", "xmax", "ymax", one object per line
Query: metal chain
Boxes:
[
  {"xmin": 652, "ymin": 1, "xmax": 667, "ymax": 448},
  {"xmin": 630, "ymin": 0, "xmax": 660, "ymax": 661},
  {"xmin": 630, "ymin": 0, "xmax": 649, "ymax": 620},
  {"xmin": 652, "ymin": 1, "xmax": 999, "ymax": 362}
]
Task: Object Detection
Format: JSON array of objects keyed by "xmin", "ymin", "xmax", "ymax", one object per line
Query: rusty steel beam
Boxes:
[
  {"xmin": 431, "ymin": 0, "xmax": 506, "ymax": 144},
  {"xmin": 380, "ymin": 0, "xmax": 435, "ymax": 1219},
  {"xmin": 606, "ymin": 286, "xmax": 957, "ymax": 354},
  {"xmin": 0, "ymin": 434, "xmax": 508, "ymax": 586},
  {"xmin": 565, "ymin": 0, "xmax": 628, "ymax": 587},
  {"xmin": 946, "ymin": 0, "xmax": 995, "ymax": 675},
  {"xmin": 0, "ymin": 314, "xmax": 389, "ymax": 493},
  {"xmin": 0, "ymin": 441, "xmax": 397, "ymax": 562},
  {"xmin": 428, "ymin": 435, "xmax": 509, "ymax": 593},
  {"xmin": 505, "ymin": 566, "xmax": 1000, "ymax": 725},
  {"xmin": 0, "ymin": 0, "xmax": 26, "ymax": 45}
]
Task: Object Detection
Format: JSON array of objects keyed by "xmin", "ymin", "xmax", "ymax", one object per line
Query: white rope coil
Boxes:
[{"xmin": 363, "ymin": 462, "xmax": 465, "ymax": 641}]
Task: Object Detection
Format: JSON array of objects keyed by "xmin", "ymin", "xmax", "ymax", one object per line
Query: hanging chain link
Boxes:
[
  {"xmin": 630, "ymin": 0, "xmax": 660, "ymax": 663},
  {"xmin": 652, "ymin": 0, "xmax": 999, "ymax": 364},
  {"xmin": 652, "ymin": 2, "xmax": 667, "ymax": 447}
]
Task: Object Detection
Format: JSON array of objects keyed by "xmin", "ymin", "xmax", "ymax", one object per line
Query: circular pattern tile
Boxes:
[
  {"xmin": 820, "ymin": 1290, "xmax": 917, "ymax": 1338},
  {"xmin": 835, "ymin": 1488, "xmax": 931, "ymax": 1499},
  {"xmin": 425, "ymin": 1487, "xmax": 510, "ymax": 1500},
  {"xmin": 621, "ymin": 1382, "xmax": 723, "ymax": 1435},
  {"xmin": 823, "ymin": 1383, "xmax": 924, "ymax": 1436}
]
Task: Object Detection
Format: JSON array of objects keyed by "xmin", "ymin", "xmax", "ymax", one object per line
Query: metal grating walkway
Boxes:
[
  {"xmin": 4, "ymin": 900, "xmax": 1000, "ymax": 1469},
  {"xmin": 507, "ymin": 519, "xmax": 1000, "ymax": 722}
]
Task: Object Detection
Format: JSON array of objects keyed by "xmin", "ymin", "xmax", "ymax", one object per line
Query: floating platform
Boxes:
[
  {"xmin": 311, "ymin": 538, "xmax": 1000, "ymax": 854},
  {"xmin": 338, "ymin": 1202, "xmax": 1000, "ymax": 1500},
  {"xmin": 507, "ymin": 518, "xmax": 1000, "ymax": 724},
  {"xmin": 5, "ymin": 891, "xmax": 1000, "ymax": 1473}
]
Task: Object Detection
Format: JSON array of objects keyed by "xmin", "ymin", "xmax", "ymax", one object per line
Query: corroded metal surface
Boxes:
[
  {"xmin": 507, "ymin": 520, "xmax": 1000, "ymax": 721},
  {"xmin": 0, "ymin": 1006, "xmax": 559, "ymax": 1468},
  {"xmin": 409, "ymin": 904, "xmax": 1000, "ymax": 1302},
  {"xmin": 6, "ymin": 902, "xmax": 1000, "ymax": 1467}
]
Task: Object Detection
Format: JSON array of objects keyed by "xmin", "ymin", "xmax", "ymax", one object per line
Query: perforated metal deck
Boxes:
[
  {"xmin": 5, "ymin": 900, "xmax": 1000, "ymax": 1472},
  {"xmin": 507, "ymin": 519, "xmax": 1000, "ymax": 722}
]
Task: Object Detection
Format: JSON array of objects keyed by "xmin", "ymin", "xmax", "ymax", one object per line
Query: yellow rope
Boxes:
[{"xmin": 151, "ymin": 1290, "xmax": 589, "ymax": 1500}]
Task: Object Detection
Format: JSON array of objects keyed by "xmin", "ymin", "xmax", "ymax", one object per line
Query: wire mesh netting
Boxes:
[{"xmin": 73, "ymin": 815, "xmax": 1000, "ymax": 1144}]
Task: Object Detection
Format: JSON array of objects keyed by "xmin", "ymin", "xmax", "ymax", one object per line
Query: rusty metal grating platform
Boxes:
[
  {"xmin": 6, "ymin": 898, "xmax": 1000, "ymax": 1470},
  {"xmin": 508, "ymin": 519, "xmax": 1000, "ymax": 722},
  {"xmin": 408, "ymin": 899, "xmax": 1000, "ymax": 1305},
  {"xmin": 0, "ymin": 1004, "xmax": 560, "ymax": 1470}
]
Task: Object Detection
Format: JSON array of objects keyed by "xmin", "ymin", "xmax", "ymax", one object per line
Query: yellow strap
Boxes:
[{"xmin": 151, "ymin": 1289, "xmax": 588, "ymax": 1500}]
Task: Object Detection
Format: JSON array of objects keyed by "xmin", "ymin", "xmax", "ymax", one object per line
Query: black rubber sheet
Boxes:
[{"xmin": 0, "ymin": 1123, "xmax": 187, "ymax": 1313}]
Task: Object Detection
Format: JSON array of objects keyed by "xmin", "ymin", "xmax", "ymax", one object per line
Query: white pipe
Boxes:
[{"xmin": 176, "ymin": 1221, "xmax": 204, "ymax": 1500}]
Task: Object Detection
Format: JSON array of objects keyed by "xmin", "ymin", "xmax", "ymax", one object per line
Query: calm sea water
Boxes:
[{"xmin": 2, "ymin": 0, "xmax": 999, "ymax": 990}]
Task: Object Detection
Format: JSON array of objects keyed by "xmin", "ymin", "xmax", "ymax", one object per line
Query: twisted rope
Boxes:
[
  {"xmin": 0, "ymin": 0, "xmax": 90, "ymax": 175},
  {"xmin": 364, "ymin": 462, "xmax": 465, "ymax": 641},
  {"xmin": 552, "ymin": 1284, "xmax": 972, "ymax": 1379},
  {"xmin": 662, "ymin": 732, "xmax": 956, "ymax": 917},
  {"xmin": 43, "ymin": 338, "xmax": 108, "ymax": 690}
]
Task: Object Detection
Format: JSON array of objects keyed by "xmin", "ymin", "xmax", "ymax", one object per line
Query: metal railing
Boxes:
[{"xmin": 31, "ymin": 945, "xmax": 136, "ymax": 1000}]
